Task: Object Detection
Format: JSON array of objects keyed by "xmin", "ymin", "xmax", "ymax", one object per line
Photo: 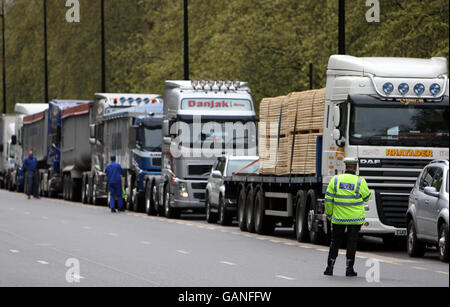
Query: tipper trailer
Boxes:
[
  {"xmin": 9, "ymin": 104, "xmax": 49, "ymax": 192},
  {"xmin": 39, "ymin": 100, "xmax": 92, "ymax": 200},
  {"xmin": 224, "ymin": 55, "xmax": 449, "ymax": 245}
]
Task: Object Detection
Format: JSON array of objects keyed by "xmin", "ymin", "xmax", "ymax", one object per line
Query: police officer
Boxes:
[
  {"xmin": 23, "ymin": 151, "xmax": 39, "ymax": 200},
  {"xmin": 324, "ymin": 157, "xmax": 371, "ymax": 277},
  {"xmin": 106, "ymin": 155, "xmax": 125, "ymax": 213}
]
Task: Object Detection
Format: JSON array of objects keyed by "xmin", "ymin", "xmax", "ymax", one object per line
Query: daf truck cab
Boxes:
[
  {"xmin": 324, "ymin": 55, "xmax": 449, "ymax": 243},
  {"xmin": 84, "ymin": 93, "xmax": 163, "ymax": 205},
  {"xmin": 159, "ymin": 80, "xmax": 257, "ymax": 219}
]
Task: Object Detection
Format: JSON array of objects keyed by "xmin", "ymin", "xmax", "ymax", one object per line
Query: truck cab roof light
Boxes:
[
  {"xmin": 430, "ymin": 83, "xmax": 441, "ymax": 96},
  {"xmin": 398, "ymin": 83, "xmax": 409, "ymax": 95},
  {"xmin": 382, "ymin": 82, "xmax": 394, "ymax": 95},
  {"xmin": 233, "ymin": 80, "xmax": 240, "ymax": 89},
  {"xmin": 208, "ymin": 80, "xmax": 215, "ymax": 88},
  {"xmin": 414, "ymin": 83, "xmax": 425, "ymax": 95}
]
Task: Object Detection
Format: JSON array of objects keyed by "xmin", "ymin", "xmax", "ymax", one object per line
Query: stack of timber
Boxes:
[{"xmin": 259, "ymin": 88, "xmax": 325, "ymax": 175}]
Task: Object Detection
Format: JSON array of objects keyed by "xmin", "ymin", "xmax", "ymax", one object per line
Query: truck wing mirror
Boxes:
[
  {"xmin": 128, "ymin": 127, "xmax": 137, "ymax": 148},
  {"xmin": 90, "ymin": 124, "xmax": 96, "ymax": 139},
  {"xmin": 334, "ymin": 106, "xmax": 341, "ymax": 128},
  {"xmin": 11, "ymin": 135, "xmax": 17, "ymax": 145},
  {"xmin": 163, "ymin": 137, "xmax": 172, "ymax": 145},
  {"xmin": 89, "ymin": 138, "xmax": 97, "ymax": 146},
  {"xmin": 162, "ymin": 120, "xmax": 170, "ymax": 137}
]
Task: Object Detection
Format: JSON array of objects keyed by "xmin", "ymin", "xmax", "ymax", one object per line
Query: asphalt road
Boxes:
[{"xmin": 0, "ymin": 190, "xmax": 448, "ymax": 287}]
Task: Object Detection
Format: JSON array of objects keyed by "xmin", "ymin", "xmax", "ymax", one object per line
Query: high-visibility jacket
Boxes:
[{"xmin": 325, "ymin": 173, "xmax": 372, "ymax": 225}]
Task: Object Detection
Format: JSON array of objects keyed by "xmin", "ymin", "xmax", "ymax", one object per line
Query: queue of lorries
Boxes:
[{"xmin": 0, "ymin": 55, "xmax": 449, "ymax": 262}]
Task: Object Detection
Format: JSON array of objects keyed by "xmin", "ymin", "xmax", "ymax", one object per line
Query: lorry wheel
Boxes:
[
  {"xmin": 164, "ymin": 185, "xmax": 179, "ymax": 219},
  {"xmin": 205, "ymin": 193, "xmax": 218, "ymax": 224},
  {"xmin": 81, "ymin": 177, "xmax": 87, "ymax": 204},
  {"xmin": 237, "ymin": 187, "xmax": 247, "ymax": 231},
  {"xmin": 295, "ymin": 191, "xmax": 310, "ymax": 243},
  {"xmin": 307, "ymin": 189, "xmax": 324, "ymax": 244},
  {"xmin": 145, "ymin": 181, "xmax": 157, "ymax": 216},
  {"xmin": 245, "ymin": 187, "xmax": 256, "ymax": 233},
  {"xmin": 254, "ymin": 188, "xmax": 274, "ymax": 235},
  {"xmin": 407, "ymin": 220, "xmax": 426, "ymax": 258},
  {"xmin": 439, "ymin": 223, "xmax": 448, "ymax": 262}
]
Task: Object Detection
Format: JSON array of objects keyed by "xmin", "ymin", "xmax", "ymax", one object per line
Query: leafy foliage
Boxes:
[{"xmin": 1, "ymin": 0, "xmax": 448, "ymax": 113}]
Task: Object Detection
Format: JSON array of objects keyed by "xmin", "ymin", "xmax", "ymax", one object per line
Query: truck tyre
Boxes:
[
  {"xmin": 164, "ymin": 184, "xmax": 179, "ymax": 219},
  {"xmin": 92, "ymin": 183, "xmax": 100, "ymax": 206},
  {"xmin": 218, "ymin": 196, "xmax": 232, "ymax": 226},
  {"xmin": 81, "ymin": 177, "xmax": 88, "ymax": 204},
  {"xmin": 307, "ymin": 189, "xmax": 324, "ymax": 244},
  {"xmin": 295, "ymin": 191, "xmax": 310, "ymax": 243},
  {"xmin": 145, "ymin": 181, "xmax": 157, "ymax": 216},
  {"xmin": 245, "ymin": 187, "xmax": 256, "ymax": 233},
  {"xmin": 237, "ymin": 186, "xmax": 247, "ymax": 231},
  {"xmin": 254, "ymin": 188, "xmax": 275, "ymax": 235},
  {"xmin": 439, "ymin": 223, "xmax": 448, "ymax": 262},
  {"xmin": 407, "ymin": 219, "xmax": 426, "ymax": 258},
  {"xmin": 205, "ymin": 192, "xmax": 218, "ymax": 224}
]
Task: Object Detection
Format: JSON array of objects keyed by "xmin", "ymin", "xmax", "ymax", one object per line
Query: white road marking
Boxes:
[
  {"xmin": 37, "ymin": 260, "xmax": 49, "ymax": 265},
  {"xmin": 9, "ymin": 249, "xmax": 20, "ymax": 253},
  {"xmin": 83, "ymin": 226, "xmax": 92, "ymax": 230},
  {"xmin": 316, "ymin": 248, "xmax": 328, "ymax": 252},
  {"xmin": 270, "ymin": 240, "xmax": 281, "ymax": 243},
  {"xmin": 276, "ymin": 275, "xmax": 296, "ymax": 281},
  {"xmin": 436, "ymin": 271, "xmax": 449, "ymax": 275},
  {"xmin": 41, "ymin": 216, "xmax": 49, "ymax": 220},
  {"xmin": 24, "ymin": 212, "xmax": 31, "ymax": 215},
  {"xmin": 176, "ymin": 250, "xmax": 190, "ymax": 255},
  {"xmin": 300, "ymin": 246, "xmax": 312, "ymax": 249},
  {"xmin": 220, "ymin": 261, "xmax": 237, "ymax": 266},
  {"xmin": 108, "ymin": 233, "xmax": 118, "ymax": 237},
  {"xmin": 140, "ymin": 241, "xmax": 150, "ymax": 245},
  {"xmin": 284, "ymin": 243, "xmax": 295, "ymax": 246},
  {"xmin": 412, "ymin": 266, "xmax": 426, "ymax": 271}
]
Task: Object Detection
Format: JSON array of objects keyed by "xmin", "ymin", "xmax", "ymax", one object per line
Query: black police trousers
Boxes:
[{"xmin": 327, "ymin": 224, "xmax": 362, "ymax": 267}]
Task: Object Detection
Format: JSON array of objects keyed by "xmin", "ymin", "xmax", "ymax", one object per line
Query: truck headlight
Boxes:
[{"xmin": 179, "ymin": 182, "xmax": 189, "ymax": 198}]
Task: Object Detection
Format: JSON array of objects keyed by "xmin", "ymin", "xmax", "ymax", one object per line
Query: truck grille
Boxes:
[
  {"xmin": 375, "ymin": 189, "xmax": 410, "ymax": 228},
  {"xmin": 188, "ymin": 165, "xmax": 212, "ymax": 177},
  {"xmin": 360, "ymin": 158, "xmax": 432, "ymax": 228},
  {"xmin": 152, "ymin": 158, "xmax": 162, "ymax": 167},
  {"xmin": 192, "ymin": 183, "xmax": 207, "ymax": 190}
]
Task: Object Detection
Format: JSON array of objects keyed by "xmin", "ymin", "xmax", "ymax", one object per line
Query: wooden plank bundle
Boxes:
[{"xmin": 259, "ymin": 88, "xmax": 326, "ymax": 175}]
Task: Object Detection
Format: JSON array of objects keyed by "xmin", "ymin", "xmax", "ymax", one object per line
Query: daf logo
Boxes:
[{"xmin": 359, "ymin": 159, "xmax": 381, "ymax": 166}]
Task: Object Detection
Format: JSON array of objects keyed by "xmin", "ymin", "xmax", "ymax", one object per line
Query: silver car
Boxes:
[
  {"xmin": 407, "ymin": 160, "xmax": 449, "ymax": 262},
  {"xmin": 206, "ymin": 155, "xmax": 259, "ymax": 226}
]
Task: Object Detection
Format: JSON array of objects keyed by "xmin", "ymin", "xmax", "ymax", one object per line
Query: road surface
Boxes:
[{"xmin": 0, "ymin": 190, "xmax": 448, "ymax": 287}]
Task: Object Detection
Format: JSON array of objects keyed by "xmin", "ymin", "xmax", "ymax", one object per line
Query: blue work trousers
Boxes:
[
  {"xmin": 26, "ymin": 171, "xmax": 39, "ymax": 197},
  {"xmin": 109, "ymin": 182, "xmax": 123, "ymax": 210}
]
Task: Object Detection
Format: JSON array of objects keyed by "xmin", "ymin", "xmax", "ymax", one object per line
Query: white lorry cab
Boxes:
[
  {"xmin": 159, "ymin": 80, "xmax": 257, "ymax": 219},
  {"xmin": 324, "ymin": 55, "xmax": 449, "ymax": 240}
]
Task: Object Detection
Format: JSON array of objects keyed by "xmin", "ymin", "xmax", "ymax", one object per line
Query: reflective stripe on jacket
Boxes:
[{"xmin": 325, "ymin": 173, "xmax": 371, "ymax": 225}]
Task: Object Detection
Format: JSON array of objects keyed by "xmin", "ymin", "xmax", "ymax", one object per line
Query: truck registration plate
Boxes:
[{"xmin": 395, "ymin": 229, "xmax": 407, "ymax": 236}]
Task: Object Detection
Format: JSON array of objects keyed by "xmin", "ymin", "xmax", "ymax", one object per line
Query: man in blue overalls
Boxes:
[
  {"xmin": 106, "ymin": 155, "xmax": 124, "ymax": 213},
  {"xmin": 23, "ymin": 151, "xmax": 39, "ymax": 200}
]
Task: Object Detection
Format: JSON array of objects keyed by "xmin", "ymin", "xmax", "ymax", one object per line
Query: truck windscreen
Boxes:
[
  {"xmin": 350, "ymin": 103, "xmax": 449, "ymax": 147},
  {"xmin": 179, "ymin": 121, "xmax": 257, "ymax": 150},
  {"xmin": 142, "ymin": 126, "xmax": 162, "ymax": 152}
]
